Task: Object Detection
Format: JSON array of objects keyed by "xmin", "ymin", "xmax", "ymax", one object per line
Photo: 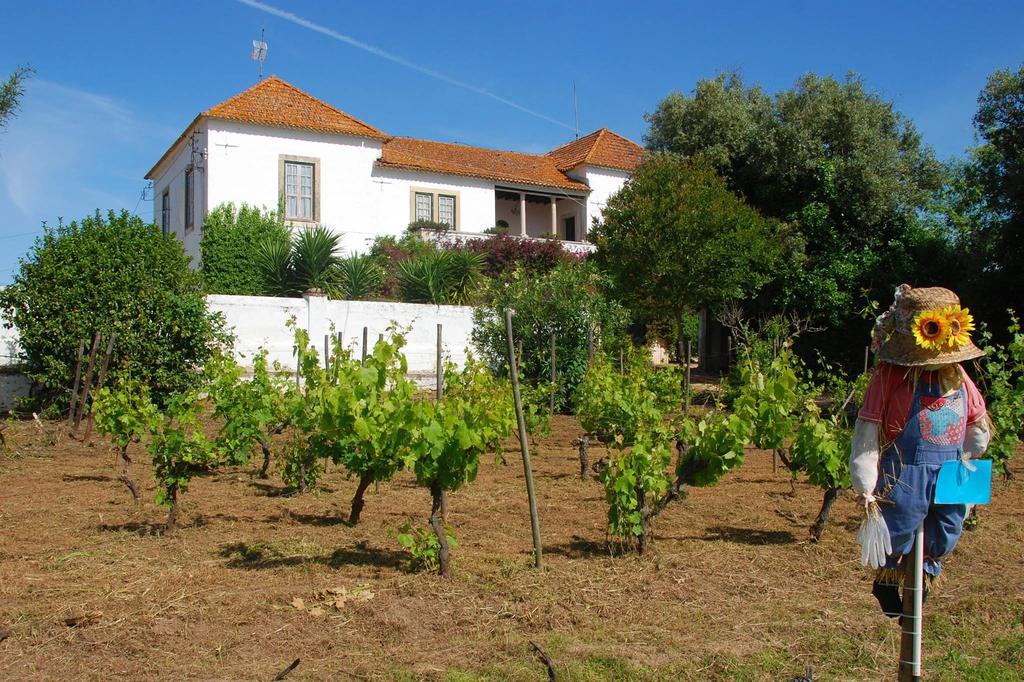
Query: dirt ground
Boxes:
[{"xmin": 0, "ymin": 415, "xmax": 1021, "ymax": 681}]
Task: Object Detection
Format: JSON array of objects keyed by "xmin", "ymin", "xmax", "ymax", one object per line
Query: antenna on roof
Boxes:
[
  {"xmin": 572, "ymin": 81, "xmax": 580, "ymax": 139},
  {"xmin": 251, "ymin": 28, "xmax": 268, "ymax": 81}
]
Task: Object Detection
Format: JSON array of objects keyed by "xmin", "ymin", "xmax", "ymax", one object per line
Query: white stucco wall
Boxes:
[
  {"xmin": 579, "ymin": 165, "xmax": 631, "ymax": 235},
  {"xmin": 149, "ymin": 120, "xmax": 209, "ymax": 264},
  {"xmin": 207, "ymin": 294, "xmax": 475, "ymax": 384}
]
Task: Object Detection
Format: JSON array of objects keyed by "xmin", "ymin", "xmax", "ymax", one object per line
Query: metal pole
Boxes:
[
  {"xmin": 67, "ymin": 339, "xmax": 86, "ymax": 428},
  {"xmin": 362, "ymin": 326, "xmax": 368, "ymax": 363},
  {"xmin": 864, "ymin": 346, "xmax": 870, "ymax": 374},
  {"xmin": 899, "ymin": 523, "xmax": 925, "ymax": 681},
  {"xmin": 549, "ymin": 332, "xmax": 556, "ymax": 414},
  {"xmin": 505, "ymin": 309, "xmax": 543, "ymax": 570}
]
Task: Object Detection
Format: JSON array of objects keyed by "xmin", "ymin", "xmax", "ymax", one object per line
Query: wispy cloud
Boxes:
[{"xmin": 235, "ymin": 0, "xmax": 576, "ymax": 132}]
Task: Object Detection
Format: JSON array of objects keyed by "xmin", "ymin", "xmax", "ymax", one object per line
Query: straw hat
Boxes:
[{"xmin": 871, "ymin": 285, "xmax": 984, "ymax": 367}]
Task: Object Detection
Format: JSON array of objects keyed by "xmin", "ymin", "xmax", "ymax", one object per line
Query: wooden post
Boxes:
[
  {"xmin": 899, "ymin": 524, "xmax": 925, "ymax": 681},
  {"xmin": 505, "ymin": 309, "xmax": 543, "ymax": 570},
  {"xmin": 324, "ymin": 334, "xmax": 330, "ymax": 372},
  {"xmin": 74, "ymin": 332, "xmax": 101, "ymax": 430},
  {"xmin": 83, "ymin": 334, "xmax": 116, "ymax": 441},
  {"xmin": 619, "ymin": 348, "xmax": 624, "ymax": 374},
  {"xmin": 436, "ymin": 323, "xmax": 447, "ymax": 522},
  {"xmin": 587, "ymin": 326, "xmax": 594, "ymax": 365},
  {"xmin": 436, "ymin": 324, "xmax": 444, "ymax": 401},
  {"xmin": 67, "ymin": 339, "xmax": 86, "ymax": 428},
  {"xmin": 684, "ymin": 340, "xmax": 692, "ymax": 416},
  {"xmin": 549, "ymin": 332, "xmax": 557, "ymax": 414},
  {"xmin": 361, "ymin": 326, "xmax": 368, "ymax": 363}
]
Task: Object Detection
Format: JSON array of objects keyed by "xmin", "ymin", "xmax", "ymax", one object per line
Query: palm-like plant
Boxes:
[
  {"xmin": 256, "ymin": 233, "xmax": 297, "ymax": 297},
  {"xmin": 397, "ymin": 250, "xmax": 483, "ymax": 304},
  {"xmin": 291, "ymin": 225, "xmax": 342, "ymax": 292},
  {"xmin": 336, "ymin": 253, "xmax": 384, "ymax": 300},
  {"xmin": 256, "ymin": 226, "xmax": 343, "ymax": 296}
]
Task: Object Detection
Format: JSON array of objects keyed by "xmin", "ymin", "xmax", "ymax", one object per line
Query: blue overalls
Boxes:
[{"xmin": 874, "ymin": 377, "xmax": 968, "ymax": 580}]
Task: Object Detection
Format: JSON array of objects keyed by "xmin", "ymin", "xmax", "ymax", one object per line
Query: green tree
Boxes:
[
  {"xmin": 200, "ymin": 203, "xmax": 287, "ymax": 295},
  {"xmin": 645, "ymin": 72, "xmax": 945, "ymax": 335},
  {"xmin": 0, "ymin": 66, "xmax": 32, "ymax": 134},
  {"xmin": 958, "ymin": 65, "xmax": 1024, "ymax": 324},
  {"xmin": 0, "ymin": 210, "xmax": 224, "ymax": 409},
  {"xmin": 471, "ymin": 261, "xmax": 628, "ymax": 411},
  {"xmin": 591, "ymin": 155, "xmax": 792, "ymax": 341}
]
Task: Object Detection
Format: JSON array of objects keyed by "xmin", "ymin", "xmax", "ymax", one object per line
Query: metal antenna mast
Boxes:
[
  {"xmin": 251, "ymin": 28, "xmax": 268, "ymax": 81},
  {"xmin": 572, "ymin": 81, "xmax": 580, "ymax": 139}
]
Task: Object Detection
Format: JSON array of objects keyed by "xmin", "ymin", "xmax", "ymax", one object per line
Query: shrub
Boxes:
[
  {"xmin": 336, "ymin": 253, "xmax": 384, "ymax": 300},
  {"xmin": 369, "ymin": 234, "xmax": 438, "ymax": 298},
  {"xmin": 471, "ymin": 261, "xmax": 629, "ymax": 411},
  {"xmin": 407, "ymin": 219, "xmax": 451, "ymax": 232},
  {"xmin": 200, "ymin": 203, "xmax": 288, "ymax": 295},
  {"xmin": 255, "ymin": 225, "xmax": 343, "ymax": 297},
  {"xmin": 0, "ymin": 210, "xmax": 225, "ymax": 410},
  {"xmin": 461, "ymin": 234, "xmax": 578, "ymax": 277},
  {"xmin": 397, "ymin": 250, "xmax": 484, "ymax": 305}
]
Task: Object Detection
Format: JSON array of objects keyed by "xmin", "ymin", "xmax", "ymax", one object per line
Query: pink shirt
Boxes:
[{"xmin": 858, "ymin": 362, "xmax": 987, "ymax": 443}]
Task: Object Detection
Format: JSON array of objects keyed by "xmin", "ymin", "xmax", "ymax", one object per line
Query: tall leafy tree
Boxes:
[
  {"xmin": 0, "ymin": 66, "xmax": 32, "ymax": 135},
  {"xmin": 963, "ymin": 65, "xmax": 1024, "ymax": 319},
  {"xmin": 590, "ymin": 154, "xmax": 793, "ymax": 344},
  {"xmin": 645, "ymin": 72, "xmax": 946, "ymax": 339}
]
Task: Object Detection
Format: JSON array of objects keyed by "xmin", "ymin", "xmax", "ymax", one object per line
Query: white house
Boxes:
[{"xmin": 146, "ymin": 76, "xmax": 644, "ymax": 262}]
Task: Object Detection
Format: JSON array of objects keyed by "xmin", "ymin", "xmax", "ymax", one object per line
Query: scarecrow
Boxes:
[{"xmin": 849, "ymin": 285, "xmax": 990, "ymax": 617}]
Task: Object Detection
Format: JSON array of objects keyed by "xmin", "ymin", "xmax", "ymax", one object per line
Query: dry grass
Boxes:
[{"xmin": 0, "ymin": 415, "xmax": 1021, "ymax": 681}]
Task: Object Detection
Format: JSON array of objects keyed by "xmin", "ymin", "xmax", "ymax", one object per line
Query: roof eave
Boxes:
[
  {"xmin": 145, "ymin": 114, "xmax": 204, "ymax": 180},
  {"xmin": 374, "ymin": 160, "xmax": 590, "ymax": 194}
]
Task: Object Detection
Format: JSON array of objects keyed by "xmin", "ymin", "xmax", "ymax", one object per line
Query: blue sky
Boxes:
[{"xmin": 1, "ymin": 0, "xmax": 1021, "ymax": 283}]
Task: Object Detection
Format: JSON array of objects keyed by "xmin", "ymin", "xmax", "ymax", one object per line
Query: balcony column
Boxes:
[
  {"xmin": 550, "ymin": 197, "xmax": 558, "ymax": 239},
  {"xmin": 519, "ymin": 192, "xmax": 527, "ymax": 236}
]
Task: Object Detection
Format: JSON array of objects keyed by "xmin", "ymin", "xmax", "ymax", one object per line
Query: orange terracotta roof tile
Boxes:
[
  {"xmin": 205, "ymin": 76, "xmax": 388, "ymax": 140},
  {"xmin": 378, "ymin": 137, "xmax": 591, "ymax": 192},
  {"xmin": 147, "ymin": 76, "xmax": 387, "ymax": 178},
  {"xmin": 547, "ymin": 128, "xmax": 645, "ymax": 172}
]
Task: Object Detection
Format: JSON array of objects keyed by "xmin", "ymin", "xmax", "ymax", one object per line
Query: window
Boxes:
[
  {"xmin": 184, "ymin": 168, "xmax": 194, "ymax": 232},
  {"xmin": 409, "ymin": 188, "xmax": 460, "ymax": 229},
  {"xmin": 414, "ymin": 192, "xmax": 433, "ymax": 221},
  {"xmin": 438, "ymin": 195, "xmax": 455, "ymax": 229},
  {"xmin": 285, "ymin": 161, "xmax": 315, "ymax": 220},
  {"xmin": 161, "ymin": 190, "xmax": 171, "ymax": 236}
]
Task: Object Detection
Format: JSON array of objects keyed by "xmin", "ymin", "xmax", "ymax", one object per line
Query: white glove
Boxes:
[
  {"xmin": 849, "ymin": 418, "xmax": 880, "ymax": 496},
  {"xmin": 963, "ymin": 419, "xmax": 990, "ymax": 461},
  {"xmin": 857, "ymin": 501, "xmax": 893, "ymax": 569}
]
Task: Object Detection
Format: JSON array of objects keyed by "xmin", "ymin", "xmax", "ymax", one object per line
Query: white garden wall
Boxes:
[{"xmin": 207, "ymin": 293, "xmax": 476, "ymax": 385}]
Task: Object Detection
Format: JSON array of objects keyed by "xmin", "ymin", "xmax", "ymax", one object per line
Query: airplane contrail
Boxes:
[{"xmin": 236, "ymin": 0, "xmax": 576, "ymax": 132}]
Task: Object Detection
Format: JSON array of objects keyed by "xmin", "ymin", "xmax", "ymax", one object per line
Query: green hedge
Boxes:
[
  {"xmin": 200, "ymin": 203, "xmax": 287, "ymax": 295},
  {"xmin": 0, "ymin": 210, "xmax": 225, "ymax": 409}
]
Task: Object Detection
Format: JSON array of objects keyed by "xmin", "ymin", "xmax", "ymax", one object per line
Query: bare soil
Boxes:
[{"xmin": 0, "ymin": 416, "xmax": 1021, "ymax": 681}]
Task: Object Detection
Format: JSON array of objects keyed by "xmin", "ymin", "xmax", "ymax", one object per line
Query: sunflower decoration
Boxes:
[
  {"xmin": 943, "ymin": 305, "xmax": 975, "ymax": 348},
  {"xmin": 912, "ymin": 308, "xmax": 950, "ymax": 350}
]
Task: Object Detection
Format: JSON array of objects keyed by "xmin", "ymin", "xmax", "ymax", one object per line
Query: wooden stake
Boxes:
[
  {"xmin": 436, "ymin": 324, "xmax": 443, "ymax": 401},
  {"xmin": 324, "ymin": 334, "xmax": 330, "ymax": 372},
  {"xmin": 505, "ymin": 309, "xmax": 543, "ymax": 570},
  {"xmin": 549, "ymin": 332, "xmax": 557, "ymax": 414},
  {"xmin": 67, "ymin": 339, "xmax": 86, "ymax": 428},
  {"xmin": 684, "ymin": 340, "xmax": 692, "ymax": 416},
  {"xmin": 361, "ymin": 327, "xmax": 368, "ymax": 363},
  {"xmin": 437, "ymin": 323, "xmax": 447, "ymax": 522},
  {"xmin": 74, "ymin": 332, "xmax": 101, "ymax": 430},
  {"xmin": 587, "ymin": 326, "xmax": 594, "ymax": 365},
  {"xmin": 83, "ymin": 333, "xmax": 116, "ymax": 441}
]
